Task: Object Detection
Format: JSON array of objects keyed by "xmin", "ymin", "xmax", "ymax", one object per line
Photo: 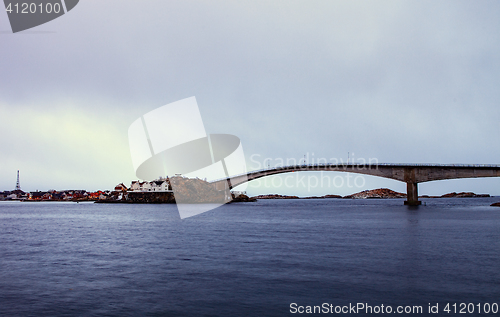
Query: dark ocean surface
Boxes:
[{"xmin": 1, "ymin": 198, "xmax": 500, "ymax": 316}]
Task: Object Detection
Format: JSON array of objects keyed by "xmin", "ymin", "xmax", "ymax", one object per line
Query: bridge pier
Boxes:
[{"xmin": 404, "ymin": 182, "xmax": 421, "ymax": 206}]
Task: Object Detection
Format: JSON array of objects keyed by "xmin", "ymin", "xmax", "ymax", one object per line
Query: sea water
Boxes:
[{"xmin": 1, "ymin": 198, "xmax": 499, "ymax": 316}]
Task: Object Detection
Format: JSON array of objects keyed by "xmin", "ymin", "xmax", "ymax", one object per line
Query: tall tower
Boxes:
[{"xmin": 15, "ymin": 170, "xmax": 21, "ymax": 191}]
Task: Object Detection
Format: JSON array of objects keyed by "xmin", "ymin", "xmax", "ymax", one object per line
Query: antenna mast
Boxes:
[{"xmin": 15, "ymin": 170, "xmax": 21, "ymax": 191}]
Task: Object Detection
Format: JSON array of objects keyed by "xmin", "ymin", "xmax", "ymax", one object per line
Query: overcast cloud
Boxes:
[{"xmin": 1, "ymin": 0, "xmax": 499, "ymax": 196}]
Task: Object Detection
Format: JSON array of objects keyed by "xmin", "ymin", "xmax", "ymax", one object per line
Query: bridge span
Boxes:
[{"xmin": 212, "ymin": 163, "xmax": 500, "ymax": 205}]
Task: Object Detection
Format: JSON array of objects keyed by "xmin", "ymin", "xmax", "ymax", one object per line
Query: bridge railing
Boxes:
[{"xmin": 209, "ymin": 163, "xmax": 500, "ymax": 184}]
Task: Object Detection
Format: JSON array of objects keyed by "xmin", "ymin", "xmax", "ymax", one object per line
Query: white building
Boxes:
[
  {"xmin": 129, "ymin": 178, "xmax": 172, "ymax": 192},
  {"xmin": 150, "ymin": 180, "xmax": 171, "ymax": 192}
]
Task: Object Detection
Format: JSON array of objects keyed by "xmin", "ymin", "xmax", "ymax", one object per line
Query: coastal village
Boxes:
[
  {"xmin": 0, "ymin": 175, "xmax": 174, "ymax": 202},
  {"xmin": 0, "ymin": 174, "xmax": 245, "ymax": 203}
]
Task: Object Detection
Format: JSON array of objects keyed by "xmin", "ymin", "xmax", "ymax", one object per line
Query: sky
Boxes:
[{"xmin": 1, "ymin": 0, "xmax": 499, "ymax": 196}]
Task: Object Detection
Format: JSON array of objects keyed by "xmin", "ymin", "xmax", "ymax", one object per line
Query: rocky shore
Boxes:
[
  {"xmin": 231, "ymin": 194, "xmax": 257, "ymax": 202},
  {"xmin": 96, "ymin": 192, "xmax": 176, "ymax": 204},
  {"xmin": 252, "ymin": 194, "xmax": 300, "ymax": 199},
  {"xmin": 169, "ymin": 177, "xmax": 228, "ymax": 203}
]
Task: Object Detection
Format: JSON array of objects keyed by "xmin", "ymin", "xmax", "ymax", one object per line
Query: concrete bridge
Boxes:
[{"xmin": 212, "ymin": 163, "xmax": 500, "ymax": 205}]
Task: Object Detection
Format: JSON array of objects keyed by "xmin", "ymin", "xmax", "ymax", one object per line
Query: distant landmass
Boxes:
[{"xmin": 247, "ymin": 189, "xmax": 491, "ymax": 200}]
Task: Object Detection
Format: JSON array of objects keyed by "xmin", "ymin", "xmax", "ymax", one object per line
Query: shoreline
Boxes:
[{"xmin": 4, "ymin": 188, "xmax": 497, "ymax": 204}]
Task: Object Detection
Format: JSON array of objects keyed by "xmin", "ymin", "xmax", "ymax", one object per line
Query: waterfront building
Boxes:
[
  {"xmin": 128, "ymin": 178, "xmax": 172, "ymax": 192},
  {"xmin": 0, "ymin": 191, "xmax": 10, "ymax": 200}
]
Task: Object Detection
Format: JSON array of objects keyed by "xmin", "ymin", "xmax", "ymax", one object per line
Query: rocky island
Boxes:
[
  {"xmin": 343, "ymin": 188, "xmax": 406, "ymax": 199},
  {"xmin": 231, "ymin": 194, "xmax": 257, "ymax": 202},
  {"xmin": 421, "ymin": 192, "xmax": 490, "ymax": 198}
]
